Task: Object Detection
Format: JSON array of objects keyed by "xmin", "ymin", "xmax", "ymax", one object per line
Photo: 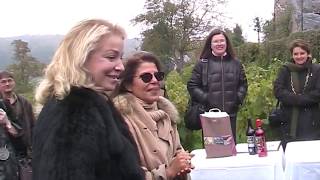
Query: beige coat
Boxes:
[{"xmin": 113, "ymin": 93, "xmax": 184, "ymax": 180}]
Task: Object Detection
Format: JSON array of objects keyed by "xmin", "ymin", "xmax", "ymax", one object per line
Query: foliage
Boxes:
[
  {"xmin": 263, "ymin": 6, "xmax": 293, "ymax": 41},
  {"xmin": 236, "ymin": 28, "xmax": 320, "ymax": 67},
  {"xmin": 235, "ymin": 42, "xmax": 266, "ymax": 65},
  {"xmin": 262, "ymin": 20, "xmax": 274, "ymax": 41},
  {"xmin": 225, "ymin": 24, "xmax": 245, "ymax": 47},
  {"xmin": 166, "ymin": 56, "xmax": 286, "ymax": 148},
  {"xmin": 7, "ymin": 40, "xmax": 45, "ymax": 94},
  {"xmin": 0, "ymin": 35, "xmax": 63, "ymax": 70},
  {"xmin": 166, "ymin": 63, "xmax": 203, "ymax": 150},
  {"xmin": 264, "ymin": 29, "xmax": 320, "ymax": 63},
  {"xmin": 20, "ymin": 91, "xmax": 36, "ymax": 105},
  {"xmin": 264, "ymin": 38, "xmax": 289, "ymax": 62},
  {"xmin": 140, "ymin": 23, "xmax": 175, "ymax": 73},
  {"xmin": 133, "ymin": 0, "xmax": 226, "ymax": 72},
  {"xmin": 166, "ymin": 70, "xmax": 189, "ymax": 114},
  {"xmin": 237, "ymin": 58, "xmax": 284, "ymax": 142},
  {"xmin": 253, "ymin": 17, "xmax": 263, "ymax": 43},
  {"xmin": 288, "ymin": 30, "xmax": 320, "ymax": 61}
]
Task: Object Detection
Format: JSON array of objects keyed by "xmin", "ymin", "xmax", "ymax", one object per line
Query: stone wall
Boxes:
[{"xmin": 274, "ymin": 0, "xmax": 320, "ymax": 32}]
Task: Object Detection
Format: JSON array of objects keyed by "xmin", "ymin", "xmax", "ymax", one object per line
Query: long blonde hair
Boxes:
[{"xmin": 35, "ymin": 19, "xmax": 126, "ymax": 105}]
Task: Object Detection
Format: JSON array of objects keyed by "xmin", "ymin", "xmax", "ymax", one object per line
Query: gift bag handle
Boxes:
[{"xmin": 209, "ymin": 108, "xmax": 221, "ymax": 112}]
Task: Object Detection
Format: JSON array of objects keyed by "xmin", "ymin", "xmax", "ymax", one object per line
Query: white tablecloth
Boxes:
[
  {"xmin": 190, "ymin": 141, "xmax": 284, "ymax": 180},
  {"xmin": 284, "ymin": 140, "xmax": 320, "ymax": 180}
]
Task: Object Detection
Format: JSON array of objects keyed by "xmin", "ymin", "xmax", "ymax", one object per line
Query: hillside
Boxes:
[{"xmin": 0, "ymin": 35, "xmax": 141, "ymax": 70}]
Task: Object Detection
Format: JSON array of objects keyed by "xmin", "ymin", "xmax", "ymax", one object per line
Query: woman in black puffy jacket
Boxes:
[{"xmin": 187, "ymin": 29, "xmax": 248, "ymax": 142}]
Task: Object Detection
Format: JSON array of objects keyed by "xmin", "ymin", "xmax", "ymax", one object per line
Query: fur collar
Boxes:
[{"xmin": 113, "ymin": 93, "xmax": 180, "ymax": 123}]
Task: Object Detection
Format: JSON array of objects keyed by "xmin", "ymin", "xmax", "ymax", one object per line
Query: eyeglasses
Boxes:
[
  {"xmin": 138, "ymin": 72, "xmax": 165, "ymax": 83},
  {"xmin": 211, "ymin": 39, "xmax": 226, "ymax": 45},
  {"xmin": 0, "ymin": 78, "xmax": 14, "ymax": 84}
]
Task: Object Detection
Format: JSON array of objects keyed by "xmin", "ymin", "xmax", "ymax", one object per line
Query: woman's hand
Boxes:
[{"xmin": 166, "ymin": 150, "xmax": 194, "ymax": 179}]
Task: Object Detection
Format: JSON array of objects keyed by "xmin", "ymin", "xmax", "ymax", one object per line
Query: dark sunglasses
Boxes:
[{"xmin": 138, "ymin": 72, "xmax": 165, "ymax": 83}]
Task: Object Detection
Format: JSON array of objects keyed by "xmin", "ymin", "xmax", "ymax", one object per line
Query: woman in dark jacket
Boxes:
[
  {"xmin": 274, "ymin": 39, "xmax": 320, "ymax": 149},
  {"xmin": 187, "ymin": 29, "xmax": 247, "ymax": 141},
  {"xmin": 32, "ymin": 19, "xmax": 144, "ymax": 180}
]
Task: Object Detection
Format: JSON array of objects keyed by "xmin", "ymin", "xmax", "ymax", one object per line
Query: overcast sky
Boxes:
[{"xmin": 0, "ymin": 0, "xmax": 274, "ymax": 42}]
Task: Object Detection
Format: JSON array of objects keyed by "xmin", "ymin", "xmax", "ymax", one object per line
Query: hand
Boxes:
[
  {"xmin": 0, "ymin": 109, "xmax": 9, "ymax": 126},
  {"xmin": 176, "ymin": 151, "xmax": 194, "ymax": 176},
  {"xmin": 0, "ymin": 108, "xmax": 17, "ymax": 135},
  {"xmin": 166, "ymin": 150, "xmax": 194, "ymax": 178}
]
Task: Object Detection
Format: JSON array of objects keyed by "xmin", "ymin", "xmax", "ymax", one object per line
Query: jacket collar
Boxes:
[{"xmin": 113, "ymin": 93, "xmax": 180, "ymax": 124}]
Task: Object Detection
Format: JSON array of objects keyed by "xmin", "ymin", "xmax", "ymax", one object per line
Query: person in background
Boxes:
[
  {"xmin": 187, "ymin": 29, "xmax": 247, "ymax": 142},
  {"xmin": 159, "ymin": 80, "xmax": 167, "ymax": 98},
  {"xmin": 32, "ymin": 19, "xmax": 144, "ymax": 180},
  {"xmin": 274, "ymin": 39, "xmax": 320, "ymax": 149},
  {"xmin": 113, "ymin": 51, "xmax": 193, "ymax": 180},
  {"xmin": 0, "ymin": 70, "xmax": 35, "ymax": 180}
]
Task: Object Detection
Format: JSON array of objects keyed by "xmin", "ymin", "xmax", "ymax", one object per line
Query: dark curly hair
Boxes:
[{"xmin": 115, "ymin": 51, "xmax": 162, "ymax": 95}]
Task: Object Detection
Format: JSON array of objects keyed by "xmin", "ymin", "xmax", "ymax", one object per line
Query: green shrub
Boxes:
[
  {"xmin": 166, "ymin": 58, "xmax": 285, "ymax": 148},
  {"xmin": 237, "ymin": 58, "xmax": 284, "ymax": 142}
]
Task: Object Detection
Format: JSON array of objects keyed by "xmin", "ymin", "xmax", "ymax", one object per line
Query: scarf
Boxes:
[
  {"xmin": 138, "ymin": 98, "xmax": 172, "ymax": 142},
  {"xmin": 285, "ymin": 59, "xmax": 311, "ymax": 138},
  {"xmin": 114, "ymin": 93, "xmax": 181, "ymax": 172}
]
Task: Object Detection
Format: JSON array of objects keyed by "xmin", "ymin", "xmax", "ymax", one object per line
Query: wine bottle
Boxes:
[
  {"xmin": 255, "ymin": 119, "xmax": 267, "ymax": 157},
  {"xmin": 246, "ymin": 119, "xmax": 256, "ymax": 155}
]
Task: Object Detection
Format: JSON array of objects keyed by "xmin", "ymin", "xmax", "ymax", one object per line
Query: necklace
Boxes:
[{"xmin": 290, "ymin": 72, "xmax": 311, "ymax": 94}]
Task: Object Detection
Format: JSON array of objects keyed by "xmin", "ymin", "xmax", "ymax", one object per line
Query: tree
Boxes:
[
  {"xmin": 263, "ymin": 7, "xmax": 293, "ymax": 41},
  {"xmin": 133, "ymin": 0, "xmax": 226, "ymax": 72},
  {"xmin": 253, "ymin": 17, "xmax": 263, "ymax": 43},
  {"xmin": 225, "ymin": 24, "xmax": 245, "ymax": 47},
  {"xmin": 262, "ymin": 20, "xmax": 274, "ymax": 41},
  {"xmin": 8, "ymin": 39, "xmax": 45, "ymax": 92},
  {"xmin": 140, "ymin": 22, "xmax": 175, "ymax": 73},
  {"xmin": 232, "ymin": 24, "xmax": 245, "ymax": 45}
]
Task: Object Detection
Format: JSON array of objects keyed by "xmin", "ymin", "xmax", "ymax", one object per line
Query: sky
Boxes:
[{"xmin": 0, "ymin": 0, "xmax": 274, "ymax": 42}]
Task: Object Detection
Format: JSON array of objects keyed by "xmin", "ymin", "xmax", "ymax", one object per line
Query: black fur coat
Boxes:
[{"xmin": 32, "ymin": 87, "xmax": 144, "ymax": 180}]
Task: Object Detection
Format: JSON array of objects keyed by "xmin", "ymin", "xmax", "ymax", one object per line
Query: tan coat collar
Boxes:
[{"xmin": 114, "ymin": 93, "xmax": 180, "ymax": 124}]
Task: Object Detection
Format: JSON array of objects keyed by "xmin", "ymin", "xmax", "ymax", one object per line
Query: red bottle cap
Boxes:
[{"xmin": 256, "ymin": 119, "xmax": 263, "ymax": 127}]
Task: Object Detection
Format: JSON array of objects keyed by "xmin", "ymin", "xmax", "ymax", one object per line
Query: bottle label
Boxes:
[
  {"xmin": 247, "ymin": 135, "xmax": 255, "ymax": 146},
  {"xmin": 255, "ymin": 136, "xmax": 263, "ymax": 153},
  {"xmin": 247, "ymin": 135, "xmax": 256, "ymax": 154},
  {"xmin": 255, "ymin": 136, "xmax": 267, "ymax": 157}
]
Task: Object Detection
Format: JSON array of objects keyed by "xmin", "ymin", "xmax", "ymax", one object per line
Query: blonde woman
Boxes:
[{"xmin": 32, "ymin": 19, "xmax": 144, "ymax": 180}]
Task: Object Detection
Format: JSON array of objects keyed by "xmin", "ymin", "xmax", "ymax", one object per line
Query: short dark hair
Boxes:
[
  {"xmin": 200, "ymin": 29, "xmax": 236, "ymax": 59},
  {"xmin": 116, "ymin": 51, "xmax": 162, "ymax": 94},
  {"xmin": 289, "ymin": 39, "xmax": 311, "ymax": 55},
  {"xmin": 0, "ymin": 71, "xmax": 14, "ymax": 80}
]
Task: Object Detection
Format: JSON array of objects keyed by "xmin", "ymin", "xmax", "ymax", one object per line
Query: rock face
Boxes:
[{"xmin": 275, "ymin": 0, "xmax": 320, "ymax": 32}]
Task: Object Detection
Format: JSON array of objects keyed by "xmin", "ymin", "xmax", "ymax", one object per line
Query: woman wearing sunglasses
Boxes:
[{"xmin": 113, "ymin": 51, "xmax": 193, "ymax": 180}]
